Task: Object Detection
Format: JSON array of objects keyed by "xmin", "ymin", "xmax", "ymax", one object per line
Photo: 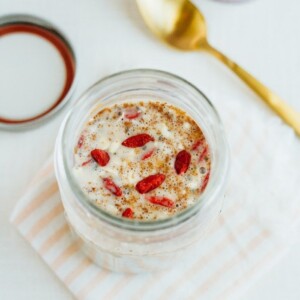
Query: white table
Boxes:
[{"xmin": 1, "ymin": 0, "xmax": 300, "ymax": 299}]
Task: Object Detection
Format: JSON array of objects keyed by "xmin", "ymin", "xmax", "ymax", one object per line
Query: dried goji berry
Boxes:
[
  {"xmin": 122, "ymin": 208, "xmax": 134, "ymax": 218},
  {"xmin": 122, "ymin": 134, "xmax": 154, "ymax": 148},
  {"xmin": 124, "ymin": 108, "xmax": 140, "ymax": 120},
  {"xmin": 77, "ymin": 135, "xmax": 84, "ymax": 148},
  {"xmin": 91, "ymin": 149, "xmax": 110, "ymax": 166},
  {"xmin": 191, "ymin": 139, "xmax": 203, "ymax": 151},
  {"xmin": 199, "ymin": 146, "xmax": 208, "ymax": 162},
  {"xmin": 102, "ymin": 178, "xmax": 122, "ymax": 197},
  {"xmin": 82, "ymin": 159, "xmax": 92, "ymax": 166},
  {"xmin": 201, "ymin": 172, "xmax": 210, "ymax": 192},
  {"xmin": 135, "ymin": 174, "xmax": 165, "ymax": 194},
  {"xmin": 141, "ymin": 148, "xmax": 155, "ymax": 160},
  {"xmin": 174, "ymin": 150, "xmax": 191, "ymax": 175},
  {"xmin": 146, "ymin": 196, "xmax": 174, "ymax": 208}
]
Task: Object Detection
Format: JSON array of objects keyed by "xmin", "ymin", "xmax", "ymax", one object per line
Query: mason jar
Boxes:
[{"xmin": 54, "ymin": 69, "xmax": 229, "ymax": 273}]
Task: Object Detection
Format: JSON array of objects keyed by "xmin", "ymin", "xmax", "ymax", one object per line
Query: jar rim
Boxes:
[{"xmin": 57, "ymin": 68, "xmax": 229, "ymax": 232}]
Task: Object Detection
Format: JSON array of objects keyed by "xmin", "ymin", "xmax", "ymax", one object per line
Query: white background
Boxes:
[{"xmin": 1, "ymin": 0, "xmax": 300, "ymax": 299}]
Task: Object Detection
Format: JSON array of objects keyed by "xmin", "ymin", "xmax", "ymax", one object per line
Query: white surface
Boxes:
[
  {"xmin": 1, "ymin": 0, "xmax": 300, "ymax": 299},
  {"xmin": 0, "ymin": 32, "xmax": 66, "ymax": 119}
]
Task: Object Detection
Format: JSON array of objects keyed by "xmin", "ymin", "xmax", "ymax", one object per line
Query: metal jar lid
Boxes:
[{"xmin": 0, "ymin": 14, "xmax": 77, "ymax": 130}]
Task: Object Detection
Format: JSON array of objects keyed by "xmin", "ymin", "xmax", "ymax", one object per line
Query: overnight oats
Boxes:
[
  {"xmin": 74, "ymin": 101, "xmax": 211, "ymax": 221},
  {"xmin": 55, "ymin": 69, "xmax": 229, "ymax": 273}
]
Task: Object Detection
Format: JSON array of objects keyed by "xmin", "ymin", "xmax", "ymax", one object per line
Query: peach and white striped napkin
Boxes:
[{"xmin": 10, "ymin": 97, "xmax": 300, "ymax": 300}]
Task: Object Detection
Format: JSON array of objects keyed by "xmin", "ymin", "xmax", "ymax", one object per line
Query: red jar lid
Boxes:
[{"xmin": 0, "ymin": 15, "xmax": 76, "ymax": 129}]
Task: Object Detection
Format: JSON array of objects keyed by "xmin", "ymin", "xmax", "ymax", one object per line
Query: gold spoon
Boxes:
[{"xmin": 136, "ymin": 0, "xmax": 300, "ymax": 136}]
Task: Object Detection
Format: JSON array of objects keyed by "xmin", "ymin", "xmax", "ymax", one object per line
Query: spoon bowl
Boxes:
[
  {"xmin": 137, "ymin": 0, "xmax": 207, "ymax": 50},
  {"xmin": 137, "ymin": 0, "xmax": 300, "ymax": 136}
]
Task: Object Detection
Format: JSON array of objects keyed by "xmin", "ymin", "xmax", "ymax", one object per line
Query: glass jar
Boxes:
[{"xmin": 54, "ymin": 69, "xmax": 229, "ymax": 273}]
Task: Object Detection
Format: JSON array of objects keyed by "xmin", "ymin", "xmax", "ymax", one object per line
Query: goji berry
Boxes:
[
  {"xmin": 174, "ymin": 150, "xmax": 191, "ymax": 175},
  {"xmin": 77, "ymin": 135, "xmax": 84, "ymax": 148},
  {"xmin": 146, "ymin": 196, "xmax": 174, "ymax": 208},
  {"xmin": 199, "ymin": 146, "xmax": 208, "ymax": 162},
  {"xmin": 191, "ymin": 139, "xmax": 203, "ymax": 151},
  {"xmin": 141, "ymin": 148, "xmax": 155, "ymax": 160},
  {"xmin": 122, "ymin": 208, "xmax": 134, "ymax": 218},
  {"xmin": 201, "ymin": 172, "xmax": 210, "ymax": 192},
  {"xmin": 91, "ymin": 149, "xmax": 110, "ymax": 166},
  {"xmin": 135, "ymin": 174, "xmax": 165, "ymax": 194},
  {"xmin": 82, "ymin": 159, "xmax": 92, "ymax": 166},
  {"xmin": 124, "ymin": 108, "xmax": 140, "ymax": 119},
  {"xmin": 122, "ymin": 134, "xmax": 154, "ymax": 148},
  {"xmin": 102, "ymin": 178, "xmax": 122, "ymax": 197}
]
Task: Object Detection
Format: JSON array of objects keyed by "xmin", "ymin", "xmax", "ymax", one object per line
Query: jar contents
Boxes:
[{"xmin": 73, "ymin": 101, "xmax": 211, "ymax": 220}]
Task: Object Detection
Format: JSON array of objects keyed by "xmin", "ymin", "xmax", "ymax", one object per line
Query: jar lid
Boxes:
[{"xmin": 0, "ymin": 14, "xmax": 77, "ymax": 130}]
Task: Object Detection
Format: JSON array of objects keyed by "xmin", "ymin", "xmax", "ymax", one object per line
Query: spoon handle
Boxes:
[{"xmin": 204, "ymin": 43, "xmax": 300, "ymax": 136}]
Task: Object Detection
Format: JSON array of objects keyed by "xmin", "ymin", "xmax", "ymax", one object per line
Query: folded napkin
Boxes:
[{"xmin": 11, "ymin": 95, "xmax": 300, "ymax": 300}]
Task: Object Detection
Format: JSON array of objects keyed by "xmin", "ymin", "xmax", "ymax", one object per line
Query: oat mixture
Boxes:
[{"xmin": 73, "ymin": 101, "xmax": 211, "ymax": 220}]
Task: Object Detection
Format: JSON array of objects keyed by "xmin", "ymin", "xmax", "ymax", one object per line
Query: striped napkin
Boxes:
[{"xmin": 10, "ymin": 96, "xmax": 300, "ymax": 300}]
